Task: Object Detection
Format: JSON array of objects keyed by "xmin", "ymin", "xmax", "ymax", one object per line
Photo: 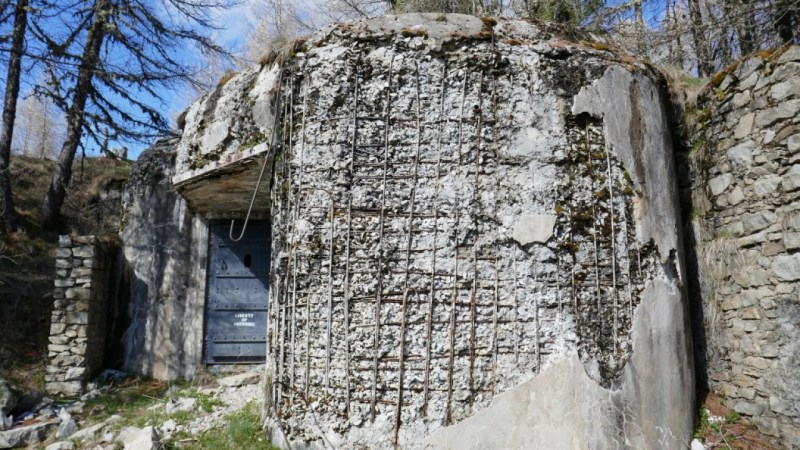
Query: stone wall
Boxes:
[
  {"xmin": 46, "ymin": 235, "xmax": 115, "ymax": 396},
  {"xmin": 689, "ymin": 45, "xmax": 800, "ymax": 446},
  {"xmin": 164, "ymin": 14, "xmax": 693, "ymax": 449}
]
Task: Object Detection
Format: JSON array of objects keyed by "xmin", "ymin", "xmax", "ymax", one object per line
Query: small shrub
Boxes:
[
  {"xmin": 724, "ymin": 410, "xmax": 740, "ymax": 424},
  {"xmin": 480, "ymin": 16, "xmax": 497, "ymax": 29}
]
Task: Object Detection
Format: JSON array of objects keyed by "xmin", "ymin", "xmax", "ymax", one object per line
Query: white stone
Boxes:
[
  {"xmin": 734, "ymin": 112, "xmax": 754, "ymax": 139},
  {"xmin": 741, "ymin": 211, "xmax": 777, "ymax": 234},
  {"xmin": 784, "ymin": 232, "xmax": 800, "ymax": 250},
  {"xmin": 788, "ymin": 134, "xmax": 800, "ymax": 153},
  {"xmin": 708, "ymin": 173, "xmax": 733, "ymax": 196},
  {"xmin": 510, "ymin": 214, "xmax": 557, "ymax": 245},
  {"xmin": 782, "ymin": 164, "xmax": 800, "ymax": 191},
  {"xmin": 117, "ymin": 426, "xmax": 160, "ymax": 450},
  {"xmin": 769, "ymin": 396, "xmax": 794, "ymax": 416},
  {"xmin": 0, "ymin": 422, "xmax": 57, "ymax": 448},
  {"xmin": 46, "ymin": 442, "xmax": 75, "ymax": 450},
  {"xmin": 727, "ymin": 187, "xmax": 744, "ymax": 206},
  {"xmin": 755, "ymin": 99, "xmax": 800, "ymax": 127},
  {"xmin": 772, "ymin": 254, "xmax": 800, "ymax": 281},
  {"xmin": 161, "ymin": 419, "xmax": 177, "ymax": 433},
  {"xmin": 71, "ymin": 422, "xmax": 105, "ymax": 442},
  {"xmin": 753, "ymin": 175, "xmax": 781, "ymax": 197},
  {"xmin": 732, "ymin": 91, "xmax": 751, "ymax": 108},
  {"xmin": 734, "ymin": 402, "xmax": 765, "ymax": 416},
  {"xmin": 64, "ymin": 367, "xmax": 86, "ymax": 382},
  {"xmin": 690, "ymin": 438, "xmax": 706, "ymax": 450},
  {"xmin": 201, "ymin": 119, "xmax": 231, "ymax": 154},
  {"xmin": 56, "ymin": 408, "xmax": 77, "ymax": 439},
  {"xmin": 778, "ymin": 46, "xmax": 800, "ymax": 63},
  {"xmin": 726, "ymin": 141, "xmax": 754, "ymax": 169},
  {"xmin": 165, "ymin": 397, "xmax": 196, "ymax": 414},
  {"xmin": 218, "ymin": 372, "xmax": 261, "ymax": 387},
  {"xmin": 769, "ymin": 80, "xmax": 800, "ymax": 101}
]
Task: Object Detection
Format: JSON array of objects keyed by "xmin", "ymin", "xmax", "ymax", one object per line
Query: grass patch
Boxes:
[
  {"xmin": 694, "ymin": 391, "xmax": 777, "ymax": 449},
  {"xmin": 183, "ymin": 388, "xmax": 225, "ymax": 413},
  {"xmin": 216, "ymin": 71, "xmax": 238, "ymax": 89},
  {"xmin": 81, "ymin": 378, "xmax": 171, "ymax": 425},
  {"xmin": 194, "ymin": 401, "xmax": 276, "ymax": 450}
]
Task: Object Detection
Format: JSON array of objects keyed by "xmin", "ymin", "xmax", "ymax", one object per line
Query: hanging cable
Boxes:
[{"xmin": 229, "ymin": 66, "xmax": 286, "ymax": 242}]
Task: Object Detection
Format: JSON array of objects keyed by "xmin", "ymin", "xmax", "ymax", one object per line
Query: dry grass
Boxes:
[
  {"xmin": 401, "ymin": 27, "xmax": 429, "ymax": 38},
  {"xmin": 696, "ymin": 391, "xmax": 778, "ymax": 449},
  {"xmin": 257, "ymin": 37, "xmax": 308, "ymax": 68},
  {"xmin": 216, "ymin": 70, "xmax": 238, "ymax": 88}
]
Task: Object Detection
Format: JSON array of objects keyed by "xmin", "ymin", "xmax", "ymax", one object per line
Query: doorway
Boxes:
[{"xmin": 204, "ymin": 220, "xmax": 270, "ymax": 364}]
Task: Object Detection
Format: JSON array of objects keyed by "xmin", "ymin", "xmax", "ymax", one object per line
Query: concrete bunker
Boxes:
[{"xmin": 41, "ymin": 13, "xmax": 695, "ymax": 449}]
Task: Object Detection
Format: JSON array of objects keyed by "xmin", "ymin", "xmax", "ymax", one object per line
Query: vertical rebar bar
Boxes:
[
  {"xmin": 393, "ymin": 60, "xmax": 422, "ymax": 445},
  {"xmin": 422, "ymin": 60, "xmax": 447, "ymax": 418},
  {"xmin": 342, "ymin": 66, "xmax": 359, "ymax": 416},
  {"xmin": 606, "ymin": 150, "xmax": 618, "ymax": 355},
  {"xmin": 371, "ymin": 58, "xmax": 394, "ymax": 421}
]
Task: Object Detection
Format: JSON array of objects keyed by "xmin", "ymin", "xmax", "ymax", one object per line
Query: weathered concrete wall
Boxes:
[
  {"xmin": 118, "ymin": 138, "xmax": 208, "ymax": 380},
  {"xmin": 689, "ymin": 45, "xmax": 800, "ymax": 446},
  {"xmin": 46, "ymin": 235, "xmax": 115, "ymax": 396},
  {"xmin": 173, "ymin": 14, "xmax": 694, "ymax": 449}
]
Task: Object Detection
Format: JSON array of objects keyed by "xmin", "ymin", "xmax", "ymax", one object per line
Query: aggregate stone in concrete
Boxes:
[
  {"xmin": 169, "ymin": 14, "xmax": 693, "ymax": 450},
  {"xmin": 510, "ymin": 214, "xmax": 556, "ymax": 245}
]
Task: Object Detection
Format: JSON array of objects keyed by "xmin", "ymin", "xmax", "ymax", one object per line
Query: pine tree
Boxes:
[{"xmin": 36, "ymin": 0, "xmax": 228, "ymax": 228}]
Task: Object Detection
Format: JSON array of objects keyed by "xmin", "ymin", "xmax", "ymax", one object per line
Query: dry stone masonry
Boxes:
[
  {"xmin": 689, "ymin": 45, "xmax": 800, "ymax": 446},
  {"xmin": 172, "ymin": 14, "xmax": 693, "ymax": 449},
  {"xmin": 46, "ymin": 235, "xmax": 115, "ymax": 397}
]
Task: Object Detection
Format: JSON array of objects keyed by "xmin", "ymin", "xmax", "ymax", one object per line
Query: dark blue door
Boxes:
[{"xmin": 204, "ymin": 220, "xmax": 270, "ymax": 363}]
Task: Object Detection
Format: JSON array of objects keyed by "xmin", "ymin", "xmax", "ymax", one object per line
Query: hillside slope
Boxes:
[{"xmin": 0, "ymin": 155, "xmax": 129, "ymax": 391}]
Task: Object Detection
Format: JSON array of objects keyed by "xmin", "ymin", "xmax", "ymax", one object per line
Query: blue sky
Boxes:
[{"xmin": 5, "ymin": 0, "xmax": 670, "ymax": 160}]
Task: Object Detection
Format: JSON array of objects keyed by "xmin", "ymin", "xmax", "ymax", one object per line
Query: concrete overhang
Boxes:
[{"xmin": 171, "ymin": 142, "xmax": 271, "ymax": 219}]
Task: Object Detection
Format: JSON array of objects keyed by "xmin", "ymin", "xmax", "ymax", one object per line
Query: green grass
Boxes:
[
  {"xmin": 182, "ymin": 387, "xmax": 225, "ymax": 413},
  {"xmin": 194, "ymin": 401, "xmax": 277, "ymax": 450},
  {"xmin": 76, "ymin": 380, "xmax": 278, "ymax": 450}
]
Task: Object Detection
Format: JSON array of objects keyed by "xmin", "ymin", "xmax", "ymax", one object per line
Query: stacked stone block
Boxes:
[
  {"xmin": 46, "ymin": 235, "xmax": 114, "ymax": 397},
  {"xmin": 690, "ymin": 45, "xmax": 800, "ymax": 446}
]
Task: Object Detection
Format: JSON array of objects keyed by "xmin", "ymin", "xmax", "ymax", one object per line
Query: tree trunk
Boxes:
[
  {"xmin": 775, "ymin": 0, "xmax": 796, "ymax": 44},
  {"xmin": 0, "ymin": 0, "xmax": 29, "ymax": 231},
  {"xmin": 634, "ymin": 0, "xmax": 645, "ymax": 58},
  {"xmin": 41, "ymin": 0, "xmax": 108, "ymax": 229},
  {"xmin": 728, "ymin": 0, "xmax": 757, "ymax": 55},
  {"xmin": 687, "ymin": 0, "xmax": 713, "ymax": 77}
]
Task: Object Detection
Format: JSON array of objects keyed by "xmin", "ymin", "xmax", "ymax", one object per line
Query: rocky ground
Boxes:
[{"xmin": 0, "ymin": 369, "xmax": 276, "ymax": 449}]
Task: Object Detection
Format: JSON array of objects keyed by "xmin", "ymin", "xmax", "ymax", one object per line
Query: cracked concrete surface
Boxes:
[{"xmin": 166, "ymin": 14, "xmax": 694, "ymax": 449}]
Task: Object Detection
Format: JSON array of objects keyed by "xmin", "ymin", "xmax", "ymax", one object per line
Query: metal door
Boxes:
[{"xmin": 204, "ymin": 220, "xmax": 270, "ymax": 363}]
